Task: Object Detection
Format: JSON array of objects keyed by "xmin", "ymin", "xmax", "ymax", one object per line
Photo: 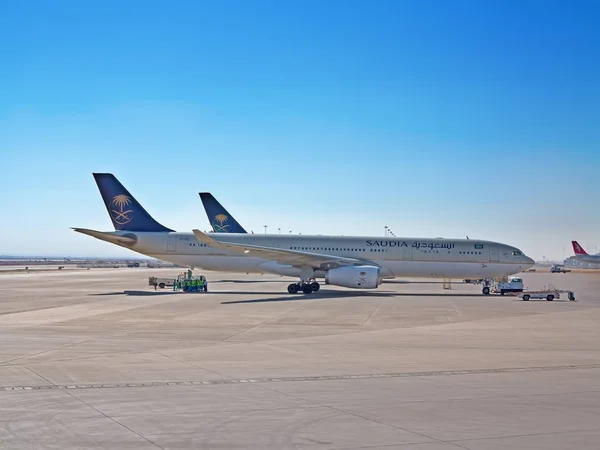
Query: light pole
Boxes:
[
  {"xmin": 384, "ymin": 226, "xmax": 388, "ymax": 237},
  {"xmin": 264, "ymin": 225, "xmax": 267, "ymax": 235},
  {"xmin": 278, "ymin": 228, "xmax": 281, "ymax": 234}
]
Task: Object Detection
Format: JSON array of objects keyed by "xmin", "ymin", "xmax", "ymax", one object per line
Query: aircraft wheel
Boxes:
[
  {"xmin": 302, "ymin": 284, "xmax": 313, "ymax": 294},
  {"xmin": 482, "ymin": 286, "xmax": 490, "ymax": 295},
  {"xmin": 310, "ymin": 282, "xmax": 320, "ymax": 292},
  {"xmin": 546, "ymin": 294, "xmax": 554, "ymax": 301},
  {"xmin": 287, "ymin": 283, "xmax": 299, "ymax": 294}
]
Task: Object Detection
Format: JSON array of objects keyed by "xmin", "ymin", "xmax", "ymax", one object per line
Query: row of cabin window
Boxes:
[
  {"xmin": 189, "ymin": 243, "xmax": 482, "ymax": 255},
  {"xmin": 291, "ymin": 247, "xmax": 366, "ymax": 252},
  {"xmin": 290, "ymin": 246, "xmax": 482, "ymax": 255}
]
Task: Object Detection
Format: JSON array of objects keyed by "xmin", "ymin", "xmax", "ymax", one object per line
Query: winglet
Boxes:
[
  {"xmin": 572, "ymin": 240, "xmax": 588, "ymax": 255},
  {"xmin": 192, "ymin": 229, "xmax": 251, "ymax": 254},
  {"xmin": 192, "ymin": 229, "xmax": 217, "ymax": 245}
]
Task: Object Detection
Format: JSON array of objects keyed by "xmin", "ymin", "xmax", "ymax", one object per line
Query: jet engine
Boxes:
[{"xmin": 325, "ymin": 265, "xmax": 381, "ymax": 289}]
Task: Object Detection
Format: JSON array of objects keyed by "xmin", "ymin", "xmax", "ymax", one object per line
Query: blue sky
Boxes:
[{"xmin": 1, "ymin": 0, "xmax": 599, "ymax": 260}]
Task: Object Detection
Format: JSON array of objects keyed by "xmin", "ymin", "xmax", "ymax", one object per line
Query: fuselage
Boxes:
[
  {"xmin": 86, "ymin": 230, "xmax": 534, "ymax": 279},
  {"xmin": 573, "ymin": 254, "xmax": 600, "ymax": 264}
]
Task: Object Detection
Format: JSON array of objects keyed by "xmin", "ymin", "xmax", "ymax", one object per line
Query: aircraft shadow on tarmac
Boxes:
[
  {"xmin": 213, "ymin": 279, "xmax": 289, "ymax": 284},
  {"xmin": 206, "ymin": 280, "xmax": 451, "ymax": 285},
  {"xmin": 90, "ymin": 291, "xmax": 181, "ymax": 296},
  {"xmin": 90, "ymin": 290, "xmax": 486, "ymax": 301},
  {"xmin": 219, "ymin": 291, "xmax": 486, "ymax": 304}
]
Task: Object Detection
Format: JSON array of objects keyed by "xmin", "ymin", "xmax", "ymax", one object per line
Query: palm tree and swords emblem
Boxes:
[
  {"xmin": 213, "ymin": 214, "xmax": 230, "ymax": 232},
  {"xmin": 111, "ymin": 194, "xmax": 133, "ymax": 225}
]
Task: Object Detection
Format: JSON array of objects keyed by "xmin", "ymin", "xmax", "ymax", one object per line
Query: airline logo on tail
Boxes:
[
  {"xmin": 572, "ymin": 241, "xmax": 588, "ymax": 255},
  {"xmin": 199, "ymin": 192, "xmax": 247, "ymax": 234},
  {"xmin": 213, "ymin": 214, "xmax": 230, "ymax": 232},
  {"xmin": 111, "ymin": 194, "xmax": 133, "ymax": 225}
]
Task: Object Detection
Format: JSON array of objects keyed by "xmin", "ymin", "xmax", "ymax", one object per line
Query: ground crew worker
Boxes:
[{"xmin": 198, "ymin": 277, "xmax": 204, "ymax": 292}]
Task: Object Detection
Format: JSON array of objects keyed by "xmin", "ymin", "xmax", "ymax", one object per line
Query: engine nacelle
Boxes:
[{"xmin": 325, "ymin": 265, "xmax": 381, "ymax": 289}]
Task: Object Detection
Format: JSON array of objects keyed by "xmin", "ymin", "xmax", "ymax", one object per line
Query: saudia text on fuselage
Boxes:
[{"xmin": 366, "ymin": 240, "xmax": 456, "ymax": 250}]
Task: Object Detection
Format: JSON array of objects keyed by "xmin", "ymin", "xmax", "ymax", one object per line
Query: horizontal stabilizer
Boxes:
[{"xmin": 72, "ymin": 228, "xmax": 138, "ymax": 247}]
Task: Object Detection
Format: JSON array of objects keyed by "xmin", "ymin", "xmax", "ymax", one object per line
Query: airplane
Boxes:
[
  {"xmin": 199, "ymin": 192, "xmax": 247, "ymax": 233},
  {"xmin": 571, "ymin": 241, "xmax": 600, "ymax": 264},
  {"xmin": 74, "ymin": 173, "xmax": 535, "ymax": 295}
]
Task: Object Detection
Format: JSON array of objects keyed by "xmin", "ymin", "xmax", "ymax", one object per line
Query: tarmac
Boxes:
[{"xmin": 0, "ymin": 267, "xmax": 599, "ymax": 449}]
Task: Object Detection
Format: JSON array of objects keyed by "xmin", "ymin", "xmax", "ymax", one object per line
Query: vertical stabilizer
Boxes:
[
  {"xmin": 93, "ymin": 173, "xmax": 173, "ymax": 232},
  {"xmin": 199, "ymin": 193, "xmax": 247, "ymax": 233},
  {"xmin": 572, "ymin": 241, "xmax": 588, "ymax": 255}
]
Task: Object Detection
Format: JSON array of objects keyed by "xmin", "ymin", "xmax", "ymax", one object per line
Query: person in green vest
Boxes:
[{"xmin": 198, "ymin": 277, "xmax": 204, "ymax": 292}]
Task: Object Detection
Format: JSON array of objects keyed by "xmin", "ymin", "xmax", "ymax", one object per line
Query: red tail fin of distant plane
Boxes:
[{"xmin": 572, "ymin": 241, "xmax": 588, "ymax": 255}]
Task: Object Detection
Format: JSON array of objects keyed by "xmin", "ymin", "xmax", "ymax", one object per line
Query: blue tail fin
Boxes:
[
  {"xmin": 93, "ymin": 173, "xmax": 173, "ymax": 232},
  {"xmin": 199, "ymin": 193, "xmax": 247, "ymax": 233}
]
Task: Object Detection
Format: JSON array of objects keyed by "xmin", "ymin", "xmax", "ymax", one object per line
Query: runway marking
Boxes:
[{"xmin": 3, "ymin": 363, "xmax": 600, "ymax": 391}]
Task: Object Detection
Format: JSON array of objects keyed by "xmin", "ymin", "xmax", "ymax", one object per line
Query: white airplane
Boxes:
[
  {"xmin": 571, "ymin": 241, "xmax": 600, "ymax": 264},
  {"xmin": 74, "ymin": 174, "xmax": 534, "ymax": 295}
]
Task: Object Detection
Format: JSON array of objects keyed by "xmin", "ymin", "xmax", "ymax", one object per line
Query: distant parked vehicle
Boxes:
[{"xmin": 550, "ymin": 265, "xmax": 570, "ymax": 273}]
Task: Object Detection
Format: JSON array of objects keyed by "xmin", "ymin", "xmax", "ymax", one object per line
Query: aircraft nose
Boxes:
[{"xmin": 524, "ymin": 256, "xmax": 535, "ymax": 268}]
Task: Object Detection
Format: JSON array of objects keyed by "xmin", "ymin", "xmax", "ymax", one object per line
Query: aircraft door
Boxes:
[
  {"xmin": 401, "ymin": 246, "xmax": 412, "ymax": 260},
  {"xmin": 489, "ymin": 247, "xmax": 499, "ymax": 262},
  {"xmin": 167, "ymin": 235, "xmax": 177, "ymax": 253}
]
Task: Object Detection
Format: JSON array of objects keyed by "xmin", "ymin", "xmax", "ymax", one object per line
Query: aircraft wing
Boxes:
[{"xmin": 192, "ymin": 229, "xmax": 371, "ymax": 269}]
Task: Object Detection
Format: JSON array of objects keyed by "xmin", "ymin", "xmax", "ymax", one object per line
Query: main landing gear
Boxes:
[{"xmin": 287, "ymin": 280, "xmax": 320, "ymax": 294}]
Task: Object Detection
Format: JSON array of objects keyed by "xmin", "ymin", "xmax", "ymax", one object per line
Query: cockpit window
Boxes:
[{"xmin": 512, "ymin": 251, "xmax": 522, "ymax": 256}]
